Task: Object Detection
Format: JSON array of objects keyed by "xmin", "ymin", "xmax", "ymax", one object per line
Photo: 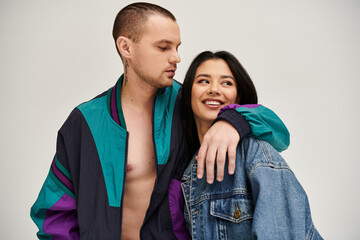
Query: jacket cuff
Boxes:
[{"xmin": 213, "ymin": 109, "xmax": 251, "ymax": 139}]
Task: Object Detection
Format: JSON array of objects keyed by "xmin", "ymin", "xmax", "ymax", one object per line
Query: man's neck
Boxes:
[{"xmin": 121, "ymin": 73, "xmax": 158, "ymax": 111}]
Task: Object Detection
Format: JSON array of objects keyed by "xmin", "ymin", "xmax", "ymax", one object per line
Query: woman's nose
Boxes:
[{"xmin": 208, "ymin": 83, "xmax": 220, "ymax": 95}]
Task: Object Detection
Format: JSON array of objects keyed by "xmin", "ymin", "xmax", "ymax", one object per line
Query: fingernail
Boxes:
[
  {"xmin": 207, "ymin": 179, "xmax": 213, "ymax": 184},
  {"xmin": 197, "ymin": 174, "xmax": 202, "ymax": 179},
  {"xmin": 229, "ymin": 170, "xmax": 234, "ymax": 174},
  {"xmin": 217, "ymin": 177, "xmax": 223, "ymax": 181}
]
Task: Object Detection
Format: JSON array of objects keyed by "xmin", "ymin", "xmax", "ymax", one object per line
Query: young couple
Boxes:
[{"xmin": 31, "ymin": 2, "xmax": 322, "ymax": 239}]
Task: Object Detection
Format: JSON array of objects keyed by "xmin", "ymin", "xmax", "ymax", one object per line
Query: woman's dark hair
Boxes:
[{"xmin": 181, "ymin": 50, "xmax": 258, "ymax": 162}]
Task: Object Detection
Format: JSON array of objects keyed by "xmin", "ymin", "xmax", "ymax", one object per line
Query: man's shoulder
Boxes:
[
  {"xmin": 76, "ymin": 89, "xmax": 110, "ymax": 112},
  {"xmin": 59, "ymin": 89, "xmax": 111, "ymax": 131}
]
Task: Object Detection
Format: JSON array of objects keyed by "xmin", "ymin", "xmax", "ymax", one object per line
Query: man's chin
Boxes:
[{"xmin": 159, "ymin": 77, "xmax": 174, "ymax": 88}]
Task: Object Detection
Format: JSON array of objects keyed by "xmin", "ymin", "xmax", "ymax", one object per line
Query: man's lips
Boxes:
[{"xmin": 165, "ymin": 68, "xmax": 176, "ymax": 77}]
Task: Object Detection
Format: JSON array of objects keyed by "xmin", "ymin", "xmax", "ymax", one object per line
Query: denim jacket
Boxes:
[{"xmin": 181, "ymin": 137, "xmax": 323, "ymax": 240}]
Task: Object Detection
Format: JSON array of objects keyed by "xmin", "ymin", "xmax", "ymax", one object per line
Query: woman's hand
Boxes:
[{"xmin": 196, "ymin": 120, "xmax": 239, "ymax": 184}]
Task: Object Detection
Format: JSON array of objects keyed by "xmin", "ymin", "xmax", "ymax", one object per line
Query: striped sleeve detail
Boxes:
[
  {"xmin": 218, "ymin": 104, "xmax": 290, "ymax": 152},
  {"xmin": 49, "ymin": 155, "xmax": 75, "ymax": 199},
  {"xmin": 31, "ymin": 160, "xmax": 79, "ymax": 239}
]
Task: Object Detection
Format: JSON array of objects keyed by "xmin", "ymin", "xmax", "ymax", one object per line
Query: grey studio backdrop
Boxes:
[{"xmin": 1, "ymin": 0, "xmax": 359, "ymax": 239}]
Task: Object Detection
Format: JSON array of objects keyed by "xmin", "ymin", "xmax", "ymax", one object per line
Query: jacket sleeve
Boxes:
[
  {"xmin": 242, "ymin": 138, "xmax": 323, "ymax": 239},
  {"xmin": 214, "ymin": 104, "xmax": 290, "ymax": 152},
  {"xmin": 30, "ymin": 111, "xmax": 80, "ymax": 239}
]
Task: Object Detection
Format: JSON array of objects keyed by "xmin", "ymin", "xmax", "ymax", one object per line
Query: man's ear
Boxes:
[{"xmin": 116, "ymin": 36, "xmax": 132, "ymax": 59}]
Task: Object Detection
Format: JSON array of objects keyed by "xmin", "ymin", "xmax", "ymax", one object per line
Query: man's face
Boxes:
[{"xmin": 131, "ymin": 15, "xmax": 181, "ymax": 88}]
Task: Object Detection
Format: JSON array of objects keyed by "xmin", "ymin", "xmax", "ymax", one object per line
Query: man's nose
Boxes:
[{"xmin": 169, "ymin": 51, "xmax": 181, "ymax": 63}]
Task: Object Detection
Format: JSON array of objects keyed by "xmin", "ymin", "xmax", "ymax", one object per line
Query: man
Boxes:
[{"xmin": 31, "ymin": 3, "xmax": 289, "ymax": 239}]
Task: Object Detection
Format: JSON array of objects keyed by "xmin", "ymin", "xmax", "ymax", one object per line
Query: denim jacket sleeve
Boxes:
[
  {"xmin": 242, "ymin": 138, "xmax": 322, "ymax": 240},
  {"xmin": 215, "ymin": 104, "xmax": 290, "ymax": 152}
]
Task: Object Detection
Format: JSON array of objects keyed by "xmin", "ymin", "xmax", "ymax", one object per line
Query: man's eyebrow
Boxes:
[{"xmin": 154, "ymin": 40, "xmax": 182, "ymax": 47}]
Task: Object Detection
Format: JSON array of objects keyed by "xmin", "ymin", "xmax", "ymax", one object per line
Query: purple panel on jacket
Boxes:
[
  {"xmin": 218, "ymin": 103, "xmax": 262, "ymax": 115},
  {"xmin": 168, "ymin": 178, "xmax": 191, "ymax": 240},
  {"xmin": 110, "ymin": 84, "xmax": 120, "ymax": 125},
  {"xmin": 43, "ymin": 193, "xmax": 79, "ymax": 240}
]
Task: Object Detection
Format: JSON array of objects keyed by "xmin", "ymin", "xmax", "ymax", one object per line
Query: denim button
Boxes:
[
  {"xmin": 234, "ymin": 202, "xmax": 241, "ymax": 219},
  {"xmin": 234, "ymin": 209, "xmax": 241, "ymax": 219}
]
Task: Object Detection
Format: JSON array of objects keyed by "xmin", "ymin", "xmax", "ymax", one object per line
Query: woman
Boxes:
[{"xmin": 180, "ymin": 51, "xmax": 322, "ymax": 239}]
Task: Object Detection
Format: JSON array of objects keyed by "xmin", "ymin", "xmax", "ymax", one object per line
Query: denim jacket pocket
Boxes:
[{"xmin": 210, "ymin": 196, "xmax": 254, "ymax": 223}]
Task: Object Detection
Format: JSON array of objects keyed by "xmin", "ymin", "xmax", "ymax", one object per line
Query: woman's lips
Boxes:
[{"xmin": 202, "ymin": 99, "xmax": 224, "ymax": 109}]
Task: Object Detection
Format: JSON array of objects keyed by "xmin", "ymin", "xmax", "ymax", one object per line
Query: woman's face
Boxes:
[{"xmin": 191, "ymin": 59, "xmax": 238, "ymax": 125}]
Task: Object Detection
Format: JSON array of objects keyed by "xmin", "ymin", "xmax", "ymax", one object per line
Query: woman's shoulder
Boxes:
[{"xmin": 238, "ymin": 137, "xmax": 291, "ymax": 175}]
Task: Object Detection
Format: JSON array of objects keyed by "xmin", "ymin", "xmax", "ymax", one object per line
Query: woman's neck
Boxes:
[{"xmin": 194, "ymin": 119, "xmax": 212, "ymax": 145}]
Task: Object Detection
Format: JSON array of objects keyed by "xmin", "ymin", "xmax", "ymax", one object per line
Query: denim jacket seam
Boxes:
[
  {"xmin": 259, "ymin": 138, "xmax": 272, "ymax": 163},
  {"xmin": 306, "ymin": 220, "xmax": 316, "ymax": 240},
  {"xmin": 247, "ymin": 140, "xmax": 292, "ymax": 176},
  {"xmin": 247, "ymin": 162, "xmax": 293, "ymax": 178},
  {"xmin": 189, "ymin": 189, "xmax": 251, "ymax": 206},
  {"xmin": 210, "ymin": 202, "xmax": 253, "ymax": 223}
]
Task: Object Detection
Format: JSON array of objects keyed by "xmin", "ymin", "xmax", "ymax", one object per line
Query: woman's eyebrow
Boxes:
[
  {"xmin": 220, "ymin": 75, "xmax": 235, "ymax": 80},
  {"xmin": 195, "ymin": 74, "xmax": 234, "ymax": 80},
  {"xmin": 195, "ymin": 74, "xmax": 211, "ymax": 79}
]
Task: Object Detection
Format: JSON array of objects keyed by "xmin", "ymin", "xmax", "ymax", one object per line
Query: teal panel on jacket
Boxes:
[
  {"xmin": 153, "ymin": 82, "xmax": 181, "ymax": 165},
  {"xmin": 30, "ymin": 172, "xmax": 64, "ymax": 239},
  {"xmin": 236, "ymin": 105, "xmax": 290, "ymax": 152},
  {"xmin": 77, "ymin": 95, "xmax": 127, "ymax": 207}
]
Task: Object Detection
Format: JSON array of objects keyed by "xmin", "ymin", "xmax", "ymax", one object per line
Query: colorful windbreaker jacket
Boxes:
[{"xmin": 30, "ymin": 75, "xmax": 290, "ymax": 240}]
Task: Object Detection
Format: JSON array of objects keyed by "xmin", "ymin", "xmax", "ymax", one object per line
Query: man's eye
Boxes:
[{"xmin": 159, "ymin": 47, "xmax": 168, "ymax": 51}]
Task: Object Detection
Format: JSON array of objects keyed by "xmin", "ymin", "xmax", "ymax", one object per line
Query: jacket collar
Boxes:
[{"xmin": 107, "ymin": 74, "xmax": 167, "ymax": 130}]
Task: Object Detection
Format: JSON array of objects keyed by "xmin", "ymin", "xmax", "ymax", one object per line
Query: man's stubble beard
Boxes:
[{"xmin": 132, "ymin": 63, "xmax": 173, "ymax": 89}]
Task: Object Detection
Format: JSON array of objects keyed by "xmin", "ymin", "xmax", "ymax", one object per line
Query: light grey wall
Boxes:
[{"xmin": 1, "ymin": 0, "xmax": 359, "ymax": 239}]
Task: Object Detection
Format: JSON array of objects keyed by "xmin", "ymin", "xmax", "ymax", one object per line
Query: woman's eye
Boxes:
[
  {"xmin": 222, "ymin": 81, "xmax": 233, "ymax": 86},
  {"xmin": 198, "ymin": 79, "xmax": 209, "ymax": 84},
  {"xmin": 159, "ymin": 46, "xmax": 168, "ymax": 51}
]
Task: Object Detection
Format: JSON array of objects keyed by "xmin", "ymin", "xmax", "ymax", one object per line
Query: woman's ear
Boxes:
[
  {"xmin": 236, "ymin": 94, "xmax": 241, "ymax": 104},
  {"xmin": 116, "ymin": 36, "xmax": 132, "ymax": 59}
]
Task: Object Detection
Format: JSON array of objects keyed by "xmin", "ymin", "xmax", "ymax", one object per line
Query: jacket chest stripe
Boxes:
[
  {"xmin": 153, "ymin": 82, "xmax": 181, "ymax": 165},
  {"xmin": 78, "ymin": 96, "xmax": 127, "ymax": 207}
]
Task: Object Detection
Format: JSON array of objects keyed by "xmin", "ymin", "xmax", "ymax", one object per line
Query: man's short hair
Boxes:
[{"xmin": 113, "ymin": 2, "xmax": 176, "ymax": 56}]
